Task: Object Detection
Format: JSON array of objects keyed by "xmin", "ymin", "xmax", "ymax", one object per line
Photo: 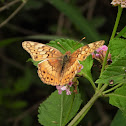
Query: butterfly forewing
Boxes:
[
  {"xmin": 71, "ymin": 40, "xmax": 105, "ymax": 61},
  {"xmin": 22, "ymin": 41, "xmax": 63, "ymax": 61}
]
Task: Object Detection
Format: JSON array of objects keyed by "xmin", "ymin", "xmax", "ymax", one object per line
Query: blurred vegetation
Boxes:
[{"xmin": 0, "ymin": 0, "xmax": 126, "ymax": 126}]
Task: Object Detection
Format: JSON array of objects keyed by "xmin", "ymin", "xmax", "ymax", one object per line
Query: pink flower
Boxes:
[
  {"xmin": 92, "ymin": 45, "xmax": 112, "ymax": 64},
  {"xmin": 66, "ymin": 88, "xmax": 71, "ymax": 95},
  {"xmin": 96, "ymin": 45, "xmax": 108, "ymax": 52},
  {"xmin": 111, "ymin": 0, "xmax": 126, "ymax": 8},
  {"xmin": 56, "ymin": 86, "xmax": 64, "ymax": 94},
  {"xmin": 56, "ymin": 81, "xmax": 74, "ymax": 95}
]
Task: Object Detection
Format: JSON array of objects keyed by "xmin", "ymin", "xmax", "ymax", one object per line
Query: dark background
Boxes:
[{"xmin": 0, "ymin": 0, "xmax": 125, "ymax": 126}]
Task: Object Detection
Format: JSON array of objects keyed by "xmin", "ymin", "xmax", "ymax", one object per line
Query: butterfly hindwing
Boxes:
[
  {"xmin": 38, "ymin": 59, "xmax": 63, "ymax": 85},
  {"xmin": 60, "ymin": 59, "xmax": 80, "ymax": 85}
]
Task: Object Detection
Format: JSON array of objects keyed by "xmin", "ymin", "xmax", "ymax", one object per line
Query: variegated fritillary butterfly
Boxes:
[{"xmin": 22, "ymin": 40, "xmax": 105, "ymax": 86}]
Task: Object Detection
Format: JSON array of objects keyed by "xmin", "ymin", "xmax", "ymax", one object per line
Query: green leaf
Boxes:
[
  {"xmin": 109, "ymin": 38, "xmax": 126, "ymax": 61},
  {"xmin": 110, "ymin": 110, "xmax": 126, "ymax": 126},
  {"xmin": 109, "ymin": 84, "xmax": 126, "ymax": 115},
  {"xmin": 79, "ymin": 55, "xmax": 93, "ymax": 79},
  {"xmin": 96, "ymin": 55, "xmax": 126, "ymax": 85},
  {"xmin": 38, "ymin": 87, "xmax": 82, "ymax": 126},
  {"xmin": 48, "ymin": 0, "xmax": 101, "ymax": 41},
  {"xmin": 27, "ymin": 58, "xmax": 40, "ymax": 67},
  {"xmin": 48, "ymin": 38, "xmax": 83, "ymax": 54},
  {"xmin": 122, "ymin": 32, "xmax": 126, "ymax": 38}
]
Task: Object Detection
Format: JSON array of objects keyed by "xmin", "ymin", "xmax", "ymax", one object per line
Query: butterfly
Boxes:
[{"xmin": 22, "ymin": 40, "xmax": 105, "ymax": 86}]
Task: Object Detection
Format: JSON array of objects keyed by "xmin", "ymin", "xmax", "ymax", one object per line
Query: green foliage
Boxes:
[
  {"xmin": 48, "ymin": 38, "xmax": 83, "ymax": 53},
  {"xmin": 109, "ymin": 84, "xmax": 126, "ymax": 116},
  {"xmin": 79, "ymin": 55, "xmax": 93, "ymax": 78},
  {"xmin": 109, "ymin": 38, "xmax": 126, "ymax": 61},
  {"xmin": 27, "ymin": 58, "xmax": 40, "ymax": 67},
  {"xmin": 96, "ymin": 55, "xmax": 126, "ymax": 85},
  {"xmin": 123, "ymin": 33, "xmax": 126, "ymax": 38},
  {"xmin": 96, "ymin": 38, "xmax": 126, "ymax": 85},
  {"xmin": 49, "ymin": 0, "xmax": 101, "ymax": 41},
  {"xmin": 38, "ymin": 87, "xmax": 82, "ymax": 126},
  {"xmin": 79, "ymin": 55, "xmax": 94, "ymax": 87},
  {"xmin": 110, "ymin": 110, "xmax": 126, "ymax": 126},
  {"xmin": 98, "ymin": 37, "xmax": 126, "ymax": 116}
]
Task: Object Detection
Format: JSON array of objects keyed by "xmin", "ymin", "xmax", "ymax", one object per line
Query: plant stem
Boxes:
[
  {"xmin": 102, "ymin": 83, "xmax": 123, "ymax": 94},
  {"xmin": 85, "ymin": 74, "xmax": 96, "ymax": 90},
  {"xmin": 110, "ymin": 6, "xmax": 123, "ymax": 40},
  {"xmin": 115, "ymin": 26, "xmax": 126, "ymax": 38},
  {"xmin": 103, "ymin": 93, "xmax": 117, "ymax": 97},
  {"xmin": 68, "ymin": 84, "xmax": 108, "ymax": 126},
  {"xmin": 98, "ymin": 6, "xmax": 123, "ymax": 90}
]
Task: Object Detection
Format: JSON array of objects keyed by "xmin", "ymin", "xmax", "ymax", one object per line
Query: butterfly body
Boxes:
[
  {"xmin": 61, "ymin": 51, "xmax": 71, "ymax": 72},
  {"xmin": 22, "ymin": 40, "xmax": 105, "ymax": 86}
]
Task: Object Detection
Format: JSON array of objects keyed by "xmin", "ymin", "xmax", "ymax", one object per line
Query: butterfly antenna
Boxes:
[
  {"xmin": 57, "ymin": 42, "xmax": 67, "ymax": 51},
  {"xmin": 73, "ymin": 37, "xmax": 86, "ymax": 48}
]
